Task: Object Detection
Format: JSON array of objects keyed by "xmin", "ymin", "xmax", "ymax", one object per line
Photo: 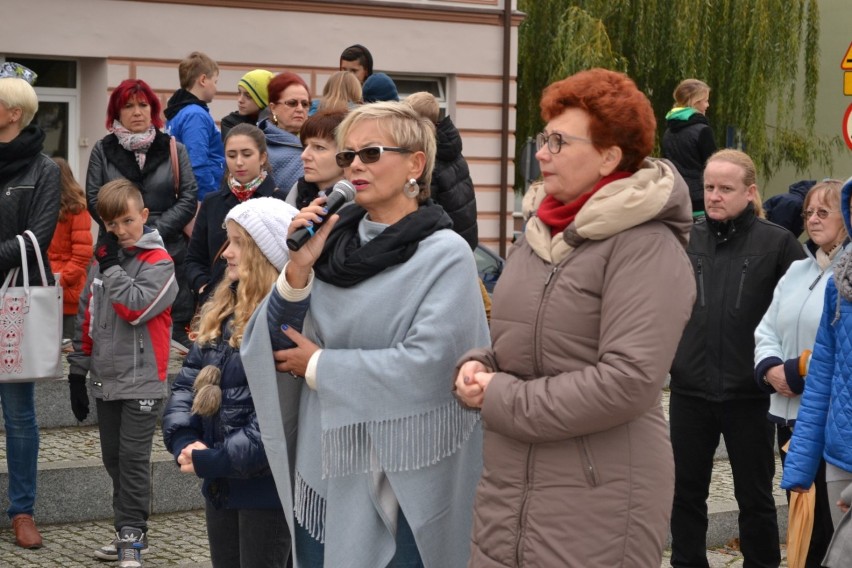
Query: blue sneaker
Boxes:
[
  {"xmin": 116, "ymin": 526, "xmax": 145, "ymax": 568},
  {"xmin": 94, "ymin": 529, "xmax": 149, "ymax": 560}
]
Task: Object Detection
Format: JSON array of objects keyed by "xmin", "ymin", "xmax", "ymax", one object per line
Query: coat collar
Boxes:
[
  {"xmin": 705, "ymin": 203, "xmax": 756, "ymax": 243},
  {"xmin": 101, "ymin": 131, "xmax": 171, "ymax": 184}
]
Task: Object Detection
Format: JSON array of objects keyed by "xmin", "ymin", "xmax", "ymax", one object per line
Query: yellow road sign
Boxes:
[
  {"xmin": 842, "ymin": 41, "xmax": 852, "ymax": 70},
  {"xmin": 846, "ymin": 73, "xmax": 852, "ymax": 96}
]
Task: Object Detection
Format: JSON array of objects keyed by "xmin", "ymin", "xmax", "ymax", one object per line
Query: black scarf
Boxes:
[
  {"xmin": 294, "ymin": 177, "xmax": 338, "ymax": 210},
  {"xmin": 315, "ymin": 201, "xmax": 453, "ymax": 288},
  {"xmin": 0, "ymin": 125, "xmax": 45, "ymax": 182}
]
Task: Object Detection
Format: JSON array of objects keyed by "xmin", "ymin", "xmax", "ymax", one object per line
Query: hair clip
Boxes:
[{"xmin": 0, "ymin": 62, "xmax": 37, "ymax": 85}]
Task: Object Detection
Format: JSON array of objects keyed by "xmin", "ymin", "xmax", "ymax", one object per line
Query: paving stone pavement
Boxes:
[{"xmin": 0, "ymin": 509, "xmax": 212, "ymax": 567}]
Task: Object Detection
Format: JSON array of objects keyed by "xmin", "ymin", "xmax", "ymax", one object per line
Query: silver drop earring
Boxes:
[{"xmin": 403, "ymin": 178, "xmax": 419, "ymax": 199}]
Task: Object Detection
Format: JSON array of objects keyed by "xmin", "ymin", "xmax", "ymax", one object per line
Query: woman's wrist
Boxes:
[{"xmin": 285, "ymin": 262, "xmax": 313, "ymax": 289}]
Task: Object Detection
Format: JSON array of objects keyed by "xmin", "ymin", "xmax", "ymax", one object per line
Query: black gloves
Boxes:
[
  {"xmin": 95, "ymin": 232, "xmax": 120, "ymax": 271},
  {"xmin": 68, "ymin": 373, "xmax": 90, "ymax": 422}
]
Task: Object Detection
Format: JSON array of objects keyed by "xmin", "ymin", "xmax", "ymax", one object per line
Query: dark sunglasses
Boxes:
[
  {"xmin": 335, "ymin": 146, "xmax": 411, "ymax": 168},
  {"xmin": 281, "ymin": 99, "xmax": 310, "ymax": 109}
]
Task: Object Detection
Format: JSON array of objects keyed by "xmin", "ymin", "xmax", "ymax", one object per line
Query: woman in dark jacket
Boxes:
[
  {"xmin": 86, "ymin": 78, "xmax": 198, "ymax": 348},
  {"xmin": 163, "ymin": 197, "xmax": 299, "ymax": 568},
  {"xmin": 185, "ymin": 124, "xmax": 286, "ymax": 306},
  {"xmin": 0, "ymin": 64, "xmax": 61, "ymax": 549},
  {"xmin": 405, "ymin": 91, "xmax": 478, "ymax": 250},
  {"xmin": 662, "ymin": 78, "xmax": 716, "ymax": 216}
]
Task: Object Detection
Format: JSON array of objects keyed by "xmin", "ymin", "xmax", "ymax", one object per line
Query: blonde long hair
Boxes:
[{"xmin": 192, "ymin": 221, "xmax": 279, "ymax": 349}]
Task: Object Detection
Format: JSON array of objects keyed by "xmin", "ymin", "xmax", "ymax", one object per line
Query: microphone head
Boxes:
[{"xmin": 331, "ymin": 179, "xmax": 356, "ymax": 202}]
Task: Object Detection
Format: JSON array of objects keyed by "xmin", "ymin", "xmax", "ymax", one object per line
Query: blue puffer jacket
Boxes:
[
  {"xmin": 258, "ymin": 117, "xmax": 303, "ymax": 197},
  {"xmin": 162, "ymin": 317, "xmax": 281, "ymax": 510},
  {"xmin": 782, "ymin": 177, "xmax": 852, "ymax": 490}
]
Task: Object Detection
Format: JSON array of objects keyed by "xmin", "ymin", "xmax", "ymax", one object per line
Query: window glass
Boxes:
[
  {"xmin": 390, "ymin": 75, "xmax": 448, "ymax": 121},
  {"xmin": 12, "ymin": 58, "xmax": 76, "ymax": 88}
]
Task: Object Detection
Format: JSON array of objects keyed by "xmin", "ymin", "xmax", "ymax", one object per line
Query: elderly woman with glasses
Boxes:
[
  {"xmin": 754, "ymin": 179, "xmax": 847, "ymax": 565},
  {"xmin": 258, "ymin": 72, "xmax": 309, "ymax": 195},
  {"xmin": 242, "ymin": 101, "xmax": 489, "ymax": 567},
  {"xmin": 453, "ymin": 68, "xmax": 696, "ymax": 566}
]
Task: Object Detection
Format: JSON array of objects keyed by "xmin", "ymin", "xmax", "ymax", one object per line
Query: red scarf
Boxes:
[{"xmin": 536, "ymin": 171, "xmax": 632, "ymax": 236}]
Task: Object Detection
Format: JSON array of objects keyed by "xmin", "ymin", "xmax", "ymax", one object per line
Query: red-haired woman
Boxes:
[
  {"xmin": 85, "ymin": 78, "xmax": 198, "ymax": 349},
  {"xmin": 47, "ymin": 157, "xmax": 92, "ymax": 344},
  {"xmin": 454, "ymin": 68, "xmax": 697, "ymax": 566},
  {"xmin": 259, "ymin": 72, "xmax": 309, "ymax": 195}
]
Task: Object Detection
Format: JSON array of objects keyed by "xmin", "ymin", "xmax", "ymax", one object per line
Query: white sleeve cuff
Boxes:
[
  {"xmin": 276, "ymin": 261, "xmax": 314, "ymax": 301},
  {"xmin": 305, "ymin": 349, "xmax": 322, "ymax": 390}
]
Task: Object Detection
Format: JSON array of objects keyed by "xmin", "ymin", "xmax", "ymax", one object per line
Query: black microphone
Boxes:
[{"xmin": 286, "ymin": 179, "xmax": 356, "ymax": 251}]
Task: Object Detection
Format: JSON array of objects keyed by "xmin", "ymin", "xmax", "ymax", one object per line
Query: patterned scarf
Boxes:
[
  {"xmin": 110, "ymin": 120, "xmax": 156, "ymax": 169},
  {"xmin": 228, "ymin": 170, "xmax": 268, "ymax": 202}
]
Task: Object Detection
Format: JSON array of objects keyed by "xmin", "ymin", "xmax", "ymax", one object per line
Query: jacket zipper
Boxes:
[
  {"xmin": 3, "ymin": 184, "xmax": 33, "ymax": 196},
  {"xmin": 809, "ymin": 271, "xmax": 824, "ymax": 290},
  {"xmin": 513, "ymin": 264, "xmax": 558, "ymax": 565},
  {"xmin": 533, "ymin": 266, "xmax": 559, "ymax": 378},
  {"xmin": 734, "ymin": 258, "xmax": 749, "ymax": 310},
  {"xmin": 514, "ymin": 445, "xmax": 534, "ymax": 567},
  {"xmin": 579, "ymin": 437, "xmax": 599, "ymax": 486},
  {"xmin": 696, "ymin": 258, "xmax": 706, "ymax": 307}
]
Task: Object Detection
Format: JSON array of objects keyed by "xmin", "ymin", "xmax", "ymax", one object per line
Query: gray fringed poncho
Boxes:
[{"xmin": 243, "ymin": 225, "xmax": 490, "ymax": 568}]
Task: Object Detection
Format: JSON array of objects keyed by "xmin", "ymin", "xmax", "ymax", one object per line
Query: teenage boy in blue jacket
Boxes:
[{"xmin": 165, "ymin": 51, "xmax": 225, "ymax": 202}]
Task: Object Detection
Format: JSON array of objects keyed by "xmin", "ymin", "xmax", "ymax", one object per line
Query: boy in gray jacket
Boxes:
[{"xmin": 67, "ymin": 179, "xmax": 178, "ymax": 567}]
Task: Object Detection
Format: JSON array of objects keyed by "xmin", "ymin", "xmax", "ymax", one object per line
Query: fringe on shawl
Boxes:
[
  {"xmin": 294, "ymin": 471, "xmax": 326, "ymax": 543},
  {"xmin": 321, "ymin": 399, "xmax": 480, "ymax": 479}
]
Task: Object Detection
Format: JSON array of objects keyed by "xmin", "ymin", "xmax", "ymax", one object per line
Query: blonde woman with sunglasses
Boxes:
[
  {"xmin": 242, "ymin": 102, "xmax": 489, "ymax": 567},
  {"xmin": 258, "ymin": 72, "xmax": 309, "ymax": 195},
  {"xmin": 755, "ymin": 179, "xmax": 847, "ymax": 565}
]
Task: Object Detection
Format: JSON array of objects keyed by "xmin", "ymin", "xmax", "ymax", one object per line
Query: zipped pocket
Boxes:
[
  {"xmin": 735, "ymin": 258, "xmax": 749, "ymax": 310},
  {"xmin": 577, "ymin": 436, "xmax": 599, "ymax": 487},
  {"xmin": 696, "ymin": 258, "xmax": 706, "ymax": 307}
]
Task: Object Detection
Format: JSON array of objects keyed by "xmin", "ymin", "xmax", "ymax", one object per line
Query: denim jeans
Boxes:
[
  {"xmin": 0, "ymin": 382, "xmax": 38, "ymax": 518},
  {"xmin": 205, "ymin": 503, "xmax": 291, "ymax": 568},
  {"xmin": 295, "ymin": 508, "xmax": 424, "ymax": 568},
  {"xmin": 670, "ymin": 393, "xmax": 780, "ymax": 568}
]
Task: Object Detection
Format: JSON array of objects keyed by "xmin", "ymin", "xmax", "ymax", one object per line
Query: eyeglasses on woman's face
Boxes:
[
  {"xmin": 535, "ymin": 131, "xmax": 592, "ymax": 154},
  {"xmin": 335, "ymin": 146, "xmax": 411, "ymax": 168},
  {"xmin": 281, "ymin": 99, "xmax": 310, "ymax": 109},
  {"xmin": 802, "ymin": 208, "xmax": 838, "ymax": 220}
]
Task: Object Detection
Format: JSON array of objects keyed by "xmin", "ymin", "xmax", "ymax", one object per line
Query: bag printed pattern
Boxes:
[{"xmin": 0, "ymin": 295, "xmax": 25, "ymax": 374}]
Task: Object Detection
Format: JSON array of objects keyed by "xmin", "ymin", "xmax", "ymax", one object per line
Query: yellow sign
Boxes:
[
  {"xmin": 846, "ymin": 73, "xmax": 852, "ymax": 96},
  {"xmin": 842, "ymin": 41, "xmax": 852, "ymax": 70}
]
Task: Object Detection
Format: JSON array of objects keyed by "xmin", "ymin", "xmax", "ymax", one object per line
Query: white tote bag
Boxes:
[{"xmin": 0, "ymin": 230, "xmax": 64, "ymax": 382}]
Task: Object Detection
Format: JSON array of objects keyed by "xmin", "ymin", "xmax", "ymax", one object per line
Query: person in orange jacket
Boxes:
[{"xmin": 48, "ymin": 157, "xmax": 93, "ymax": 343}]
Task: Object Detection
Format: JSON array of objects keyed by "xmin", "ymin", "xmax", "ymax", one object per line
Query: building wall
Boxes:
[{"xmin": 1, "ymin": 0, "xmax": 520, "ymax": 249}]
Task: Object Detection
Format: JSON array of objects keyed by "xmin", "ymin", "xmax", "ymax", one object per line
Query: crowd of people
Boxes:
[{"xmin": 1, "ymin": 47, "xmax": 852, "ymax": 568}]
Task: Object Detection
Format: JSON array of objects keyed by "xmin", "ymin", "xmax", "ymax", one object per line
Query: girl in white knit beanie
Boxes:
[{"xmin": 162, "ymin": 196, "xmax": 298, "ymax": 568}]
